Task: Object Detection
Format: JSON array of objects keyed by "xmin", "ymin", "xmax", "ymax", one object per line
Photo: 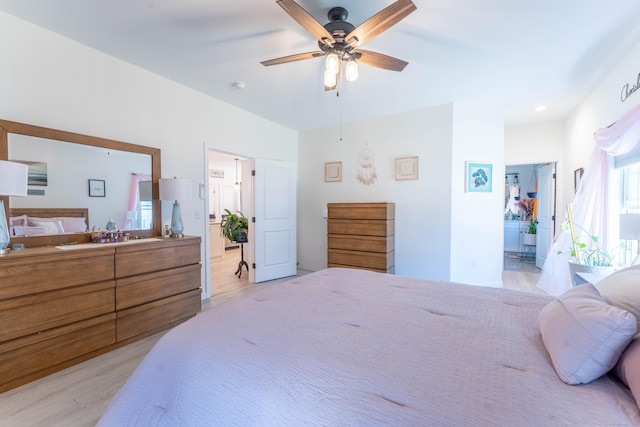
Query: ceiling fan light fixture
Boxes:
[
  {"xmin": 324, "ymin": 68, "xmax": 337, "ymax": 87},
  {"xmin": 345, "ymin": 58, "xmax": 358, "ymax": 82},
  {"xmin": 325, "ymin": 52, "xmax": 340, "ymax": 74}
]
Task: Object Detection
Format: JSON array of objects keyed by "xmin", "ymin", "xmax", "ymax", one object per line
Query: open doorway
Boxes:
[
  {"xmin": 504, "ymin": 162, "xmax": 557, "ymax": 274},
  {"xmin": 207, "ymin": 150, "xmax": 251, "ymax": 299}
]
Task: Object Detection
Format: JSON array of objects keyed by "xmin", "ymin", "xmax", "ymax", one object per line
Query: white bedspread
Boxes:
[{"xmin": 98, "ymin": 268, "xmax": 640, "ymax": 426}]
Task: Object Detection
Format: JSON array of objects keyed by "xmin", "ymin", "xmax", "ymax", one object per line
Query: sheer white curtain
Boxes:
[{"xmin": 537, "ymin": 104, "xmax": 640, "ymax": 295}]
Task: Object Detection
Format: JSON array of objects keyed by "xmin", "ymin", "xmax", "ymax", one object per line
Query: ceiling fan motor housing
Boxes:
[{"xmin": 319, "ymin": 7, "xmax": 356, "ymax": 57}]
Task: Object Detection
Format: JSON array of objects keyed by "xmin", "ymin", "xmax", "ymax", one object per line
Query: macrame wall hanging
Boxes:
[{"xmin": 356, "ymin": 145, "xmax": 377, "ymax": 185}]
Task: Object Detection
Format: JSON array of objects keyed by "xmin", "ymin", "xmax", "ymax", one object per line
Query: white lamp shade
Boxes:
[
  {"xmin": 159, "ymin": 177, "xmax": 192, "ymax": 201},
  {"xmin": 620, "ymin": 214, "xmax": 640, "ymax": 240},
  {"xmin": 0, "ymin": 160, "xmax": 28, "ymax": 196}
]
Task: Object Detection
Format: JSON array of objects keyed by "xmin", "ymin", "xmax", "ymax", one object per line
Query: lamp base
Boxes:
[{"xmin": 170, "ymin": 201, "xmax": 184, "ymax": 237}]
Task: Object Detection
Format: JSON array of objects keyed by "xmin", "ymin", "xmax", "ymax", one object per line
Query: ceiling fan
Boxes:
[{"xmin": 261, "ymin": 0, "xmax": 417, "ymax": 90}]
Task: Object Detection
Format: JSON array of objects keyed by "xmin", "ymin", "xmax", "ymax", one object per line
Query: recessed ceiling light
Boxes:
[
  {"xmin": 534, "ymin": 105, "xmax": 547, "ymax": 112},
  {"xmin": 230, "ymin": 81, "xmax": 246, "ymax": 90}
]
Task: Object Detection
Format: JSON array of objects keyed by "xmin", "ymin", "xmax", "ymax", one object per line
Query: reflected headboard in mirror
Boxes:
[{"xmin": 0, "ymin": 119, "xmax": 161, "ymax": 248}]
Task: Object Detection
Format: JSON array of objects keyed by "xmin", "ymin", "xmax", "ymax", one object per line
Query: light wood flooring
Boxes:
[{"xmin": 0, "ymin": 249, "xmax": 543, "ymax": 426}]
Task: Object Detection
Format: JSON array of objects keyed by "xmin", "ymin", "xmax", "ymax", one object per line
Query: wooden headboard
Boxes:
[{"xmin": 10, "ymin": 207, "xmax": 89, "ymax": 226}]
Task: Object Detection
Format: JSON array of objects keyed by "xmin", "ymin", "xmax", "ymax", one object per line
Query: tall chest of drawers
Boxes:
[{"xmin": 327, "ymin": 202, "xmax": 395, "ymax": 273}]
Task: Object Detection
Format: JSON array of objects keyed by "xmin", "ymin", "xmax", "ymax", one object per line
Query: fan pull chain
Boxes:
[{"xmin": 338, "ymin": 75, "xmax": 343, "ymax": 142}]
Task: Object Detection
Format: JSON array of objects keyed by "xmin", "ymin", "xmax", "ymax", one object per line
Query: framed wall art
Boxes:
[
  {"xmin": 88, "ymin": 179, "xmax": 106, "ymax": 197},
  {"xmin": 466, "ymin": 162, "xmax": 493, "ymax": 193},
  {"xmin": 395, "ymin": 156, "xmax": 419, "ymax": 180},
  {"xmin": 324, "ymin": 162, "xmax": 342, "ymax": 182}
]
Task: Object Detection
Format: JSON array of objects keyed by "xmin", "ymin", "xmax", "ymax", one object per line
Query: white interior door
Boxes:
[
  {"xmin": 536, "ymin": 163, "xmax": 556, "ymax": 268},
  {"xmin": 248, "ymin": 158, "xmax": 297, "ymax": 283}
]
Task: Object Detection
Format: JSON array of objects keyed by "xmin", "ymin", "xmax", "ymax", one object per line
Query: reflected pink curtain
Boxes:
[
  {"xmin": 537, "ymin": 104, "xmax": 640, "ymax": 295},
  {"xmin": 124, "ymin": 173, "xmax": 151, "ymax": 229}
]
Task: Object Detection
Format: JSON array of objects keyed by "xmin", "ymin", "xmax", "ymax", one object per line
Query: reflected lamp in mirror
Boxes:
[
  {"xmin": 620, "ymin": 213, "xmax": 640, "ymax": 265},
  {"xmin": 159, "ymin": 177, "xmax": 192, "ymax": 237},
  {"xmin": 0, "ymin": 160, "xmax": 28, "ymax": 254}
]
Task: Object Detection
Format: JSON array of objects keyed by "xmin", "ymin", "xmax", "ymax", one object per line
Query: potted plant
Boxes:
[
  {"xmin": 558, "ymin": 216, "xmax": 621, "ymax": 283},
  {"xmin": 523, "ymin": 218, "xmax": 537, "ymax": 246},
  {"xmin": 220, "ymin": 209, "xmax": 248, "ymax": 242}
]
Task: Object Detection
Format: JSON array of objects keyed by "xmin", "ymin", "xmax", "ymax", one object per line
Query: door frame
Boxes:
[
  {"xmin": 203, "ymin": 144, "xmax": 254, "ymax": 299},
  {"xmin": 503, "ymin": 161, "xmax": 558, "ymax": 271}
]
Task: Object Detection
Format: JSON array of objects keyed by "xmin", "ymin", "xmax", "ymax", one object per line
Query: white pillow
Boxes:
[
  {"xmin": 12, "ymin": 225, "xmax": 48, "ymax": 236},
  {"xmin": 32, "ymin": 221, "xmax": 63, "ymax": 235},
  {"xmin": 9, "ymin": 214, "xmax": 27, "ymax": 227},
  {"xmin": 596, "ymin": 265, "xmax": 640, "ymax": 329},
  {"xmin": 538, "ymin": 283, "xmax": 637, "ymax": 385},
  {"xmin": 59, "ymin": 217, "xmax": 88, "ymax": 232}
]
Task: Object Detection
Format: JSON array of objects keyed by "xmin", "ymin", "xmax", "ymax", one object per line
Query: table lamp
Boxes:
[
  {"xmin": 159, "ymin": 177, "xmax": 192, "ymax": 237},
  {"xmin": 0, "ymin": 160, "xmax": 29, "ymax": 255},
  {"xmin": 620, "ymin": 213, "xmax": 640, "ymax": 265}
]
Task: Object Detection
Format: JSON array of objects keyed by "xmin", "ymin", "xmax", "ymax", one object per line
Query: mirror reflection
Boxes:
[{"xmin": 8, "ymin": 134, "xmax": 152, "ymax": 235}]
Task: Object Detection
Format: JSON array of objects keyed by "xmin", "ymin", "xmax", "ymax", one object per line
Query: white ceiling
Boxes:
[{"xmin": 1, "ymin": 0, "xmax": 640, "ymax": 131}]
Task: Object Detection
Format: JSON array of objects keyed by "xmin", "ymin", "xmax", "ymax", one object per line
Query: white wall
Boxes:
[
  {"xmin": 0, "ymin": 12, "xmax": 298, "ymax": 295},
  {"xmin": 565, "ymin": 39, "xmax": 640, "ymax": 211},
  {"xmin": 449, "ymin": 101, "xmax": 504, "ymax": 286},
  {"xmin": 504, "ymin": 120, "xmax": 566, "ymax": 234},
  {"xmin": 298, "ymin": 104, "xmax": 453, "ymax": 280},
  {"xmin": 298, "ymin": 101, "xmax": 505, "ymax": 286}
]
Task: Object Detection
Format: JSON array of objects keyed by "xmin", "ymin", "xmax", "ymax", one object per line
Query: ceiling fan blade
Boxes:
[
  {"xmin": 261, "ymin": 51, "xmax": 324, "ymax": 66},
  {"xmin": 346, "ymin": 0, "xmax": 417, "ymax": 47},
  {"xmin": 276, "ymin": 0, "xmax": 335, "ymax": 45},
  {"xmin": 357, "ymin": 50, "xmax": 408, "ymax": 71}
]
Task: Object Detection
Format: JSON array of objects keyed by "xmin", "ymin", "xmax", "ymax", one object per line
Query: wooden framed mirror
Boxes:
[{"xmin": 0, "ymin": 119, "xmax": 161, "ymax": 248}]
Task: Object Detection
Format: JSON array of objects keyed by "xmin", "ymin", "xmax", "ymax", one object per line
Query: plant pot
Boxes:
[{"xmin": 523, "ymin": 233, "xmax": 536, "ymax": 246}]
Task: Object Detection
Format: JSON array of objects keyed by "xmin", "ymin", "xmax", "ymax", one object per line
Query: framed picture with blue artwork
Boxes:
[{"xmin": 466, "ymin": 162, "xmax": 492, "ymax": 193}]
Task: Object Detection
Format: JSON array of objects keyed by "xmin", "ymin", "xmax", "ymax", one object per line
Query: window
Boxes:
[{"xmin": 611, "ymin": 154, "xmax": 640, "ymax": 264}]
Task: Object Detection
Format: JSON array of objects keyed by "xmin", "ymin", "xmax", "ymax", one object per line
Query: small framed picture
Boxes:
[
  {"xmin": 88, "ymin": 179, "xmax": 106, "ymax": 197},
  {"xmin": 466, "ymin": 162, "xmax": 493, "ymax": 193},
  {"xmin": 324, "ymin": 162, "xmax": 342, "ymax": 182},
  {"xmin": 395, "ymin": 156, "xmax": 419, "ymax": 180}
]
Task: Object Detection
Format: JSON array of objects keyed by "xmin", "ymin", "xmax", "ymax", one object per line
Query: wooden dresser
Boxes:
[
  {"xmin": 0, "ymin": 236, "xmax": 201, "ymax": 392},
  {"xmin": 327, "ymin": 202, "xmax": 395, "ymax": 273}
]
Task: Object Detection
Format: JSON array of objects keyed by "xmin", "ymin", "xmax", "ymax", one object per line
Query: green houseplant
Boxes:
[
  {"xmin": 220, "ymin": 209, "xmax": 248, "ymax": 242},
  {"xmin": 523, "ymin": 218, "xmax": 537, "ymax": 246},
  {"xmin": 558, "ymin": 206, "xmax": 621, "ymax": 284}
]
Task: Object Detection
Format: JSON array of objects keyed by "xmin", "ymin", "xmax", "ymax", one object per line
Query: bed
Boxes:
[
  {"xmin": 9, "ymin": 207, "xmax": 89, "ymax": 236},
  {"xmin": 97, "ymin": 268, "xmax": 640, "ymax": 426}
]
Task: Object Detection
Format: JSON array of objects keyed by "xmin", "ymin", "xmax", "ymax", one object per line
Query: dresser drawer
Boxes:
[
  {"xmin": 0, "ymin": 314, "xmax": 115, "ymax": 392},
  {"xmin": 116, "ymin": 289, "xmax": 201, "ymax": 343},
  {"xmin": 0, "ymin": 281, "xmax": 115, "ymax": 342},
  {"xmin": 0, "ymin": 252, "xmax": 114, "ymax": 299},
  {"xmin": 328, "ymin": 219, "xmax": 394, "ymax": 237},
  {"xmin": 328, "ymin": 203, "xmax": 395, "ymax": 220},
  {"xmin": 116, "ymin": 264, "xmax": 202, "ymax": 310},
  {"xmin": 328, "ymin": 248, "xmax": 394, "ymax": 272},
  {"xmin": 115, "ymin": 240, "xmax": 200, "ymax": 278},
  {"xmin": 328, "ymin": 234, "xmax": 394, "ymax": 253}
]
